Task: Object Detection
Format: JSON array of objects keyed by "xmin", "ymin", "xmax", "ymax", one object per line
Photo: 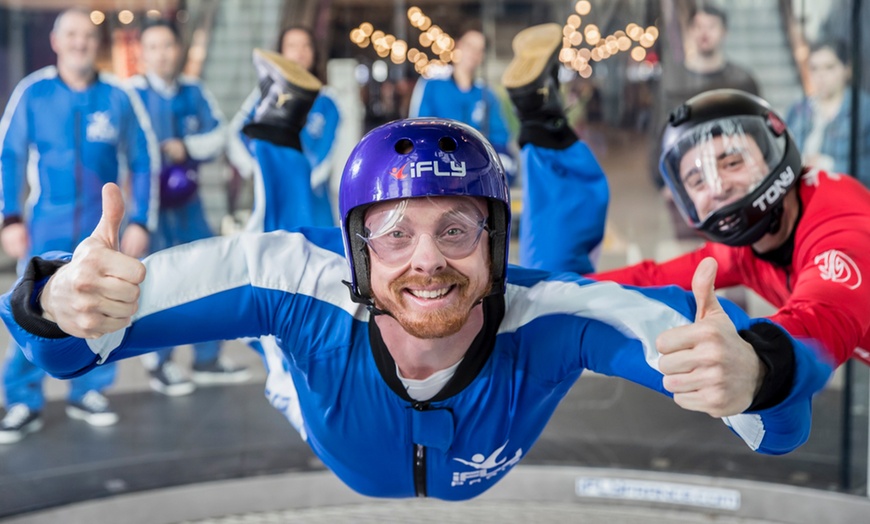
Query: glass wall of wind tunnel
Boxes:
[{"xmin": 0, "ymin": 0, "xmax": 867, "ymax": 514}]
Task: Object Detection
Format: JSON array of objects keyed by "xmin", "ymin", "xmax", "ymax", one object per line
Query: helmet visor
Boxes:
[
  {"xmin": 661, "ymin": 115, "xmax": 787, "ymax": 226},
  {"xmin": 360, "ymin": 196, "xmax": 489, "ymax": 267}
]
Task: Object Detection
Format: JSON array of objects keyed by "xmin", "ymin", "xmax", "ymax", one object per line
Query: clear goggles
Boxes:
[
  {"xmin": 359, "ymin": 197, "xmax": 490, "ymax": 266},
  {"xmin": 660, "ymin": 115, "xmax": 787, "ymax": 225}
]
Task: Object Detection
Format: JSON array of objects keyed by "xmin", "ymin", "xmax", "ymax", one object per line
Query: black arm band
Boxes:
[
  {"xmin": 2, "ymin": 215, "xmax": 23, "ymax": 229},
  {"xmin": 10, "ymin": 257, "xmax": 71, "ymax": 339},
  {"xmin": 518, "ymin": 120, "xmax": 578, "ymax": 150},
  {"xmin": 739, "ymin": 322, "xmax": 796, "ymax": 411},
  {"xmin": 127, "ymin": 222, "xmax": 150, "ymax": 233}
]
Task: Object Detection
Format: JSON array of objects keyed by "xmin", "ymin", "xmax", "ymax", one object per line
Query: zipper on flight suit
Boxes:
[{"xmin": 412, "ymin": 401, "xmax": 429, "ymax": 497}]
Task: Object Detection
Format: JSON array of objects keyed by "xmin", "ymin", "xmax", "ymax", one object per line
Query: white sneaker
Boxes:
[
  {"xmin": 0, "ymin": 404, "xmax": 43, "ymax": 444},
  {"xmin": 149, "ymin": 361, "xmax": 196, "ymax": 396},
  {"xmin": 191, "ymin": 357, "xmax": 251, "ymax": 385},
  {"xmin": 65, "ymin": 391, "xmax": 119, "ymax": 427}
]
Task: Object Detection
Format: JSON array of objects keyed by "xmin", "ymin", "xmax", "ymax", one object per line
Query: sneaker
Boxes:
[
  {"xmin": 0, "ymin": 404, "xmax": 43, "ymax": 444},
  {"xmin": 65, "ymin": 391, "xmax": 119, "ymax": 427},
  {"xmin": 149, "ymin": 361, "xmax": 196, "ymax": 397},
  {"xmin": 192, "ymin": 358, "xmax": 251, "ymax": 385}
]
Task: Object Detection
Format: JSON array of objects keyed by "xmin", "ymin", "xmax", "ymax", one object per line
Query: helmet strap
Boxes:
[
  {"xmin": 767, "ymin": 202, "xmax": 784, "ymax": 236},
  {"xmin": 342, "ymin": 280, "xmax": 395, "ymax": 317}
]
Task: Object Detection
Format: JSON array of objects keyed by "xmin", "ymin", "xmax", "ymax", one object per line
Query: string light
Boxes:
[
  {"xmin": 349, "ymin": 6, "xmax": 458, "ymax": 78},
  {"xmin": 118, "ymin": 9, "xmax": 134, "ymax": 25},
  {"xmin": 557, "ymin": 2, "xmax": 658, "ymax": 77}
]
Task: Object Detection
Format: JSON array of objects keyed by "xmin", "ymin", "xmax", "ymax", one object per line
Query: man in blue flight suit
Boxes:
[
  {"xmin": 129, "ymin": 19, "xmax": 247, "ymax": 396},
  {"xmin": 0, "ymin": 8, "xmax": 157, "ymax": 442},
  {"xmin": 0, "ymin": 49, "xmax": 832, "ymax": 499}
]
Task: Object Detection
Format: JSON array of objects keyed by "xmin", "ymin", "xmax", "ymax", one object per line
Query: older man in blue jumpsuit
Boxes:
[{"xmin": 0, "ymin": 8, "xmax": 157, "ymax": 442}]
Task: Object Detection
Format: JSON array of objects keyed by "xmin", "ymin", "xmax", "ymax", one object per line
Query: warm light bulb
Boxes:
[{"xmin": 118, "ymin": 10, "xmax": 134, "ymax": 25}]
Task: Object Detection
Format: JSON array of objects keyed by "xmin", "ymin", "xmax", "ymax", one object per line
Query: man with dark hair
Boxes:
[
  {"xmin": 594, "ymin": 88, "xmax": 870, "ymax": 370},
  {"xmin": 128, "ymin": 19, "xmax": 247, "ymax": 395},
  {"xmin": 650, "ymin": 3, "xmax": 760, "ymax": 192},
  {"xmin": 785, "ymin": 38, "xmax": 870, "ymax": 187}
]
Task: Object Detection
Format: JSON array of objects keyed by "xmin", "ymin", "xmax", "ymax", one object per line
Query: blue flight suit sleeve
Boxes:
[
  {"xmin": 519, "ymin": 140, "xmax": 609, "ymax": 274},
  {"xmin": 119, "ymin": 87, "xmax": 159, "ymax": 228},
  {"xmin": 183, "ymin": 82, "xmax": 227, "ymax": 162},
  {"xmin": 301, "ymin": 93, "xmax": 340, "ymax": 170},
  {"xmin": 225, "ymin": 88, "xmax": 260, "ymax": 179},
  {"xmin": 0, "ymin": 82, "xmax": 31, "ymax": 221},
  {"xmin": 570, "ymin": 280, "xmax": 832, "ymax": 456},
  {"xmin": 0, "ymin": 229, "xmax": 353, "ymax": 380}
]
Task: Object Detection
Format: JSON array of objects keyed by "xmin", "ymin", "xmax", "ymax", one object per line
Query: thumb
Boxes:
[
  {"xmin": 91, "ymin": 183, "xmax": 125, "ymax": 250},
  {"xmin": 692, "ymin": 257, "xmax": 722, "ymax": 321}
]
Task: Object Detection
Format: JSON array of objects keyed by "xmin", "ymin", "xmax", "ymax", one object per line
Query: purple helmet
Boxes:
[
  {"xmin": 159, "ymin": 161, "xmax": 199, "ymax": 208},
  {"xmin": 339, "ymin": 118, "xmax": 510, "ymax": 302}
]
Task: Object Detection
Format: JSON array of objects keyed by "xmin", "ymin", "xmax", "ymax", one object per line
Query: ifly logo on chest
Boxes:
[{"xmin": 391, "ymin": 161, "xmax": 467, "ymax": 179}]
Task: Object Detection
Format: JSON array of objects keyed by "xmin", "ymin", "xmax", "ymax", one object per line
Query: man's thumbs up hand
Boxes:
[
  {"xmin": 656, "ymin": 258, "xmax": 764, "ymax": 418},
  {"xmin": 91, "ymin": 182, "xmax": 125, "ymax": 250},
  {"xmin": 693, "ymin": 257, "xmax": 725, "ymax": 322},
  {"xmin": 40, "ymin": 184, "xmax": 146, "ymax": 339}
]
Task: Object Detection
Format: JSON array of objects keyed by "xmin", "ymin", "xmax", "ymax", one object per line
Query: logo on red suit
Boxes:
[{"xmin": 814, "ymin": 250, "xmax": 862, "ymax": 290}]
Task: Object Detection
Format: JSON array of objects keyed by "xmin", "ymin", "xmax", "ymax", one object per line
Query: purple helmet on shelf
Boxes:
[
  {"xmin": 159, "ymin": 161, "xmax": 199, "ymax": 208},
  {"xmin": 339, "ymin": 118, "xmax": 511, "ymax": 303}
]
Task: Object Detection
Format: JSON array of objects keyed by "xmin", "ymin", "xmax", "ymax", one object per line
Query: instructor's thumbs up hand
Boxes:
[
  {"xmin": 656, "ymin": 258, "xmax": 764, "ymax": 418},
  {"xmin": 40, "ymin": 183, "xmax": 146, "ymax": 339}
]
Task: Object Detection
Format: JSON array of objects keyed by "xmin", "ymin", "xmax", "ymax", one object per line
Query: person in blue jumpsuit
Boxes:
[
  {"xmin": 409, "ymin": 27, "xmax": 517, "ymax": 185},
  {"xmin": 226, "ymin": 25, "xmax": 341, "ymax": 231},
  {"xmin": 0, "ymin": 8, "xmax": 157, "ymax": 442},
  {"xmin": 0, "ymin": 50, "xmax": 832, "ymax": 499},
  {"xmin": 225, "ymin": 26, "xmax": 341, "ymax": 370},
  {"xmin": 129, "ymin": 19, "xmax": 247, "ymax": 396},
  {"xmin": 501, "ymin": 24, "xmax": 609, "ymax": 274}
]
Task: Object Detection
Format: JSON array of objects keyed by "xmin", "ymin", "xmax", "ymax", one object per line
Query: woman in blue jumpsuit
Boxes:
[{"xmin": 227, "ymin": 25, "xmax": 341, "ymax": 231}]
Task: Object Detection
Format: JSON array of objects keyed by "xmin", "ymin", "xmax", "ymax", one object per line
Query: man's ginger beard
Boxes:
[{"xmin": 373, "ymin": 269, "xmax": 492, "ymax": 339}]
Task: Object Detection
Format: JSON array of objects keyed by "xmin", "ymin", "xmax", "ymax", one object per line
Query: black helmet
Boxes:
[{"xmin": 659, "ymin": 89, "xmax": 802, "ymax": 246}]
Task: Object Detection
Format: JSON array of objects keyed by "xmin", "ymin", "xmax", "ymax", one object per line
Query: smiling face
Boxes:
[
  {"xmin": 365, "ymin": 196, "xmax": 492, "ymax": 339},
  {"xmin": 50, "ymin": 10, "xmax": 100, "ymax": 76},
  {"xmin": 678, "ymin": 132, "xmax": 767, "ymax": 220}
]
